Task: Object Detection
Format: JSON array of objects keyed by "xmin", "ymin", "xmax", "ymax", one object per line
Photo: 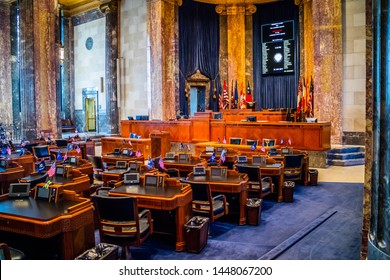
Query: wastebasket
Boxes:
[
  {"xmin": 246, "ymin": 198, "xmax": 262, "ymax": 226},
  {"xmin": 184, "ymin": 216, "xmax": 209, "ymax": 253},
  {"xmin": 309, "ymin": 169, "xmax": 319, "ymax": 186},
  {"xmin": 283, "ymin": 181, "xmax": 295, "ymax": 202},
  {"xmin": 75, "ymin": 243, "xmax": 119, "ymax": 260}
]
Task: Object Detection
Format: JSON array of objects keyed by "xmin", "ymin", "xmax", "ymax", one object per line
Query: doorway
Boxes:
[
  {"xmin": 85, "ymin": 97, "xmax": 96, "ymax": 132},
  {"xmin": 189, "ymin": 86, "xmax": 206, "ymax": 117}
]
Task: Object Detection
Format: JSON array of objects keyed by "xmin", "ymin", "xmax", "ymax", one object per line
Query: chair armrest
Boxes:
[
  {"xmin": 261, "ymin": 176, "xmax": 274, "ymax": 192},
  {"xmin": 0, "ymin": 243, "xmax": 11, "ymax": 260},
  {"xmin": 139, "ymin": 209, "xmax": 153, "ymax": 233},
  {"xmin": 212, "ymin": 194, "xmax": 226, "ymax": 201}
]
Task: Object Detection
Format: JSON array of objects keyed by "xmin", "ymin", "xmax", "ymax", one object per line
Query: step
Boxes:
[
  {"xmin": 327, "ymin": 158, "xmax": 365, "ymax": 166},
  {"xmin": 327, "ymin": 152, "xmax": 365, "ymax": 160},
  {"xmin": 328, "ymin": 146, "xmax": 362, "ymax": 154}
]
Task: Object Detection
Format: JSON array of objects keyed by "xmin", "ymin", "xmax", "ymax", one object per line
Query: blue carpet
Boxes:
[{"xmin": 113, "ymin": 182, "xmax": 364, "ymax": 260}]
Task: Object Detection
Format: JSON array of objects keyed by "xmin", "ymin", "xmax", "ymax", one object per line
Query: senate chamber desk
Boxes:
[
  {"xmin": 0, "ymin": 191, "xmax": 95, "ymax": 259},
  {"xmin": 2, "ymin": 152, "xmax": 35, "ymax": 176},
  {"xmin": 162, "ymin": 157, "xmax": 207, "ymax": 177},
  {"xmin": 102, "ymin": 153, "xmax": 145, "ymax": 166},
  {"xmin": 0, "ymin": 162, "xmax": 25, "ymax": 194},
  {"xmin": 108, "ymin": 180, "xmax": 193, "ymax": 251},
  {"xmin": 184, "ymin": 172, "xmax": 249, "ymax": 225}
]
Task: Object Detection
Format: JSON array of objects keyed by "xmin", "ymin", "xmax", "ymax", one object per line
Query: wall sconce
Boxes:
[{"xmin": 59, "ymin": 46, "xmax": 65, "ymax": 63}]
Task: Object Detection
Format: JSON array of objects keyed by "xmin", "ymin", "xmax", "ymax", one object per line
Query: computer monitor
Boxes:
[
  {"xmin": 116, "ymin": 161, "xmax": 127, "ymax": 169},
  {"xmin": 0, "ymin": 159, "xmax": 7, "ymax": 169},
  {"xmin": 281, "ymin": 147, "xmax": 291, "ymax": 155},
  {"xmin": 229, "ymin": 138, "xmax": 242, "ymax": 145},
  {"xmin": 246, "ymin": 116, "xmax": 257, "ymax": 122},
  {"xmin": 128, "ymin": 162, "xmax": 140, "ymax": 171},
  {"xmin": 35, "ymin": 185, "xmax": 50, "ymax": 200},
  {"xmin": 8, "ymin": 183, "xmax": 31, "ymax": 198},
  {"xmin": 252, "ymin": 156, "xmax": 265, "ymax": 166},
  {"xmin": 246, "ymin": 139, "xmax": 258, "ymax": 146},
  {"xmin": 269, "ymin": 148, "xmax": 277, "ymax": 155},
  {"xmin": 124, "ymin": 173, "xmax": 140, "ymax": 185},
  {"xmin": 193, "ymin": 166, "xmax": 206, "ymax": 176},
  {"xmin": 144, "ymin": 175, "xmax": 159, "ymax": 187},
  {"xmin": 237, "ymin": 155, "xmax": 248, "ymax": 163},
  {"xmin": 205, "ymin": 146, "xmax": 214, "ymax": 153},
  {"xmin": 56, "ymin": 166, "xmax": 65, "ymax": 176},
  {"xmin": 33, "ymin": 145, "xmax": 50, "ymax": 159},
  {"xmin": 178, "ymin": 153, "xmax": 189, "ymax": 161},
  {"xmin": 262, "ymin": 139, "xmax": 276, "ymax": 147},
  {"xmin": 69, "ymin": 156, "xmax": 79, "ymax": 165},
  {"xmin": 216, "ymin": 147, "xmax": 224, "ymax": 154},
  {"xmin": 165, "ymin": 152, "xmax": 176, "ymax": 160},
  {"xmin": 113, "ymin": 148, "xmax": 121, "ymax": 154},
  {"xmin": 122, "ymin": 149, "xmax": 130, "ymax": 156},
  {"xmin": 214, "ymin": 112, "xmax": 223, "ymax": 119},
  {"xmin": 210, "ymin": 166, "xmax": 226, "ymax": 177}
]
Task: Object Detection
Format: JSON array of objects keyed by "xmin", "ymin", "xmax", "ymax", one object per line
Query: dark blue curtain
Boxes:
[
  {"xmin": 253, "ymin": 0, "xmax": 300, "ymax": 110},
  {"xmin": 179, "ymin": 0, "xmax": 221, "ymax": 115}
]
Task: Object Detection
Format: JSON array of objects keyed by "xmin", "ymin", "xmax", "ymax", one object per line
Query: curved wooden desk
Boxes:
[
  {"xmin": 109, "ymin": 182, "xmax": 193, "ymax": 251},
  {"xmin": 0, "ymin": 192, "xmax": 95, "ymax": 259},
  {"xmin": 102, "ymin": 154, "xmax": 145, "ymax": 166},
  {"xmin": 2, "ymin": 152, "xmax": 35, "ymax": 176},
  {"xmin": 0, "ymin": 162, "xmax": 25, "ymax": 194}
]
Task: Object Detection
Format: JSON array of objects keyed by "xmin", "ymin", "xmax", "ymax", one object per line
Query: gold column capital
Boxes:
[
  {"xmin": 215, "ymin": 4, "xmax": 256, "ymax": 15},
  {"xmin": 294, "ymin": 0, "xmax": 312, "ymax": 5}
]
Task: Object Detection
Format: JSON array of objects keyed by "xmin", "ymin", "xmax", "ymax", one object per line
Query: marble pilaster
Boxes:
[
  {"xmin": 367, "ymin": 0, "xmax": 390, "ymax": 260},
  {"xmin": 0, "ymin": 3, "xmax": 13, "ymax": 129},
  {"xmin": 147, "ymin": 0, "xmax": 179, "ymax": 121},
  {"xmin": 33, "ymin": 0, "xmax": 59, "ymax": 138},
  {"xmin": 102, "ymin": 0, "xmax": 119, "ymax": 134}
]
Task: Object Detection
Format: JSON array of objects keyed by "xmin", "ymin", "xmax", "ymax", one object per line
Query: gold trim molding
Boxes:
[
  {"xmin": 215, "ymin": 4, "xmax": 257, "ymax": 15},
  {"xmin": 294, "ymin": 0, "xmax": 312, "ymax": 5}
]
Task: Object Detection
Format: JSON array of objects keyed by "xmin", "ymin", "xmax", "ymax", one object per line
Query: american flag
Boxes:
[
  {"xmin": 261, "ymin": 143, "xmax": 266, "ymax": 152},
  {"xmin": 76, "ymin": 145, "xmax": 81, "ymax": 154},
  {"xmin": 147, "ymin": 157, "xmax": 154, "ymax": 169},
  {"xmin": 6, "ymin": 146, "xmax": 11, "ymax": 155},
  {"xmin": 288, "ymin": 138, "xmax": 292, "ymax": 145},
  {"xmin": 47, "ymin": 162, "xmax": 56, "ymax": 177},
  {"xmin": 128, "ymin": 140, "xmax": 132, "ymax": 146},
  {"xmin": 223, "ymin": 137, "xmax": 226, "ymax": 144},
  {"xmin": 63, "ymin": 152, "xmax": 68, "ymax": 162},
  {"xmin": 186, "ymin": 144, "xmax": 191, "ymax": 152},
  {"xmin": 136, "ymin": 150, "xmax": 141, "ymax": 157},
  {"xmin": 159, "ymin": 157, "xmax": 165, "ymax": 170},
  {"xmin": 220, "ymin": 149, "xmax": 226, "ymax": 164}
]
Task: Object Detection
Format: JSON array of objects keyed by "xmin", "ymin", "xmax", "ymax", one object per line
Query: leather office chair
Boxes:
[
  {"xmin": 0, "ymin": 243, "xmax": 26, "ymax": 260},
  {"xmin": 165, "ymin": 168, "xmax": 181, "ymax": 179},
  {"xmin": 94, "ymin": 195, "xmax": 153, "ymax": 259},
  {"xmin": 283, "ymin": 154, "xmax": 305, "ymax": 183},
  {"xmin": 88, "ymin": 155, "xmax": 106, "ymax": 181},
  {"xmin": 185, "ymin": 181, "xmax": 228, "ymax": 223},
  {"xmin": 236, "ymin": 165, "xmax": 274, "ymax": 199}
]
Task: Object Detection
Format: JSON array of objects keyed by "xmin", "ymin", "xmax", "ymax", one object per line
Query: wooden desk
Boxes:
[
  {"xmin": 102, "ymin": 154, "xmax": 145, "ymax": 166},
  {"xmin": 109, "ymin": 182, "xmax": 193, "ymax": 251},
  {"xmin": 2, "ymin": 152, "xmax": 35, "ymax": 176},
  {"xmin": 163, "ymin": 157, "xmax": 207, "ymax": 177},
  {"xmin": 195, "ymin": 141, "xmax": 278, "ymax": 157},
  {"xmin": 0, "ymin": 163, "xmax": 25, "ymax": 194},
  {"xmin": 62, "ymin": 159, "xmax": 94, "ymax": 184},
  {"xmin": 34, "ymin": 173, "xmax": 91, "ymax": 198},
  {"xmin": 236, "ymin": 163, "xmax": 285, "ymax": 202},
  {"xmin": 0, "ymin": 192, "xmax": 95, "ymax": 259},
  {"xmin": 101, "ymin": 137, "xmax": 152, "ymax": 158},
  {"xmin": 185, "ymin": 173, "xmax": 248, "ymax": 225},
  {"xmin": 199, "ymin": 149, "xmax": 240, "ymax": 169}
]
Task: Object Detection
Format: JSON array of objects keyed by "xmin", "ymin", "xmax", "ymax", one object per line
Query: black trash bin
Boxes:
[
  {"xmin": 283, "ymin": 181, "xmax": 295, "ymax": 202},
  {"xmin": 309, "ymin": 169, "xmax": 319, "ymax": 186},
  {"xmin": 184, "ymin": 216, "xmax": 209, "ymax": 253},
  {"xmin": 75, "ymin": 243, "xmax": 119, "ymax": 260},
  {"xmin": 246, "ymin": 198, "xmax": 262, "ymax": 226}
]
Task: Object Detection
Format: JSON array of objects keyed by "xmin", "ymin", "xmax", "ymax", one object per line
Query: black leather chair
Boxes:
[
  {"xmin": 165, "ymin": 168, "xmax": 181, "ymax": 179},
  {"xmin": 236, "ymin": 165, "xmax": 274, "ymax": 199},
  {"xmin": 284, "ymin": 154, "xmax": 305, "ymax": 183},
  {"xmin": 94, "ymin": 195, "xmax": 153, "ymax": 259},
  {"xmin": 184, "ymin": 181, "xmax": 228, "ymax": 223},
  {"xmin": 0, "ymin": 243, "xmax": 26, "ymax": 260}
]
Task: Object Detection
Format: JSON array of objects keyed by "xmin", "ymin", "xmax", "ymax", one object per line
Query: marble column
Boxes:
[
  {"xmin": 216, "ymin": 4, "xmax": 256, "ymax": 108},
  {"xmin": 147, "ymin": 0, "xmax": 180, "ymax": 121},
  {"xmin": 367, "ymin": 0, "xmax": 390, "ymax": 260},
  {"xmin": 0, "ymin": 3, "xmax": 13, "ymax": 129},
  {"xmin": 32, "ymin": 0, "xmax": 59, "ymax": 139},
  {"xmin": 101, "ymin": 0, "xmax": 119, "ymax": 134},
  {"xmin": 297, "ymin": 0, "xmax": 343, "ymax": 144}
]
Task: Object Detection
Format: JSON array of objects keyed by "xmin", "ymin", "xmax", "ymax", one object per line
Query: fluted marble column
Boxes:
[
  {"xmin": 147, "ymin": 0, "xmax": 180, "ymax": 121},
  {"xmin": 216, "ymin": 4, "xmax": 256, "ymax": 107},
  {"xmin": 0, "ymin": 3, "xmax": 12, "ymax": 128},
  {"xmin": 367, "ymin": 0, "xmax": 390, "ymax": 260}
]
